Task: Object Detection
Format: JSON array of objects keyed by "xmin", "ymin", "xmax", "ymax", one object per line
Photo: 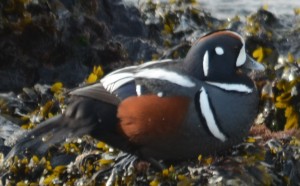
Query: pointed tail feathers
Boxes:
[{"xmin": 5, "ymin": 114, "xmax": 94, "ymax": 161}]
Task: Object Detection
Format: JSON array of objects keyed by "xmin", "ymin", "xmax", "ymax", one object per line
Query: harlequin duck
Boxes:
[{"xmin": 6, "ymin": 30, "xmax": 264, "ymax": 161}]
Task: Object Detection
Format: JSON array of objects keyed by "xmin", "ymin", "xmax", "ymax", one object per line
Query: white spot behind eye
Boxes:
[{"xmin": 215, "ymin": 47, "xmax": 224, "ymax": 55}]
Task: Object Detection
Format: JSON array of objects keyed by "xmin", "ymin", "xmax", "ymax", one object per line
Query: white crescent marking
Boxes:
[
  {"xmin": 203, "ymin": 50, "xmax": 209, "ymax": 77},
  {"xmin": 199, "ymin": 87, "xmax": 227, "ymax": 142},
  {"xmin": 229, "ymin": 31, "xmax": 246, "ymax": 67}
]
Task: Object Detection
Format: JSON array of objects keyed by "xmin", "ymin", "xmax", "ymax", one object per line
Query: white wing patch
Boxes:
[
  {"xmin": 135, "ymin": 68, "xmax": 196, "ymax": 88},
  {"xmin": 199, "ymin": 87, "xmax": 227, "ymax": 142},
  {"xmin": 101, "ymin": 59, "xmax": 177, "ymax": 93},
  {"xmin": 101, "ymin": 72, "xmax": 134, "ymax": 93},
  {"xmin": 206, "ymin": 81, "xmax": 253, "ymax": 93},
  {"xmin": 203, "ymin": 50, "xmax": 209, "ymax": 77}
]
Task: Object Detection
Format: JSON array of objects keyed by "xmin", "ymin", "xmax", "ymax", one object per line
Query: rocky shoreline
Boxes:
[{"xmin": 0, "ymin": 0, "xmax": 300, "ymax": 185}]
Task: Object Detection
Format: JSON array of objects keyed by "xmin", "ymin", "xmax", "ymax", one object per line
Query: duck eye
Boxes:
[{"xmin": 215, "ymin": 47, "xmax": 224, "ymax": 55}]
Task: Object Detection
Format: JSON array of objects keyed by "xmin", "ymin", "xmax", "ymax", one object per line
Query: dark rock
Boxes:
[
  {"xmin": 256, "ymin": 9, "xmax": 278, "ymax": 26},
  {"xmin": 50, "ymin": 154, "xmax": 77, "ymax": 167},
  {"xmin": 116, "ymin": 36, "xmax": 159, "ymax": 62},
  {"xmin": 0, "ymin": 0, "xmax": 132, "ymax": 92},
  {"xmin": 96, "ymin": 0, "xmax": 147, "ymax": 37}
]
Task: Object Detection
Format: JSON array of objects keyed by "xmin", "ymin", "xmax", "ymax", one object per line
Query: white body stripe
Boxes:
[
  {"xmin": 206, "ymin": 81, "xmax": 253, "ymax": 93},
  {"xmin": 135, "ymin": 68, "xmax": 195, "ymax": 87},
  {"xmin": 136, "ymin": 84, "xmax": 142, "ymax": 96},
  {"xmin": 203, "ymin": 50, "xmax": 209, "ymax": 76},
  {"xmin": 199, "ymin": 87, "xmax": 227, "ymax": 142}
]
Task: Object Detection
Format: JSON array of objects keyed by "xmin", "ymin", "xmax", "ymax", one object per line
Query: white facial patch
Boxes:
[
  {"xmin": 229, "ymin": 31, "xmax": 247, "ymax": 67},
  {"xmin": 215, "ymin": 47, "xmax": 224, "ymax": 55},
  {"xmin": 135, "ymin": 68, "xmax": 196, "ymax": 88},
  {"xmin": 236, "ymin": 44, "xmax": 246, "ymax": 67},
  {"xmin": 199, "ymin": 87, "xmax": 227, "ymax": 142},
  {"xmin": 203, "ymin": 50, "xmax": 209, "ymax": 77}
]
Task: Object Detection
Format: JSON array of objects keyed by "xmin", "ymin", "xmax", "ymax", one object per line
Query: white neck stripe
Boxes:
[
  {"xmin": 135, "ymin": 68, "xmax": 196, "ymax": 88},
  {"xmin": 199, "ymin": 87, "xmax": 227, "ymax": 142},
  {"xmin": 206, "ymin": 81, "xmax": 253, "ymax": 93}
]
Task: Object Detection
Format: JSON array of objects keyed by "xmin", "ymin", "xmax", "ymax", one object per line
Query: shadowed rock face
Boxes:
[
  {"xmin": 1, "ymin": 0, "xmax": 299, "ymax": 92},
  {"xmin": 0, "ymin": 0, "xmax": 154, "ymax": 91}
]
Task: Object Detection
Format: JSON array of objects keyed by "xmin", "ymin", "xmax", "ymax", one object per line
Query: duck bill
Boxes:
[{"xmin": 242, "ymin": 55, "xmax": 265, "ymax": 71}]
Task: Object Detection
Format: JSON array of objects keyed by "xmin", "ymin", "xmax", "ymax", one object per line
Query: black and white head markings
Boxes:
[
  {"xmin": 184, "ymin": 30, "xmax": 259, "ymax": 94},
  {"xmin": 186, "ymin": 30, "xmax": 264, "ymax": 142}
]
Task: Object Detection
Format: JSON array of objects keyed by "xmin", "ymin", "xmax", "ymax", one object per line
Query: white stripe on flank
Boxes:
[
  {"xmin": 135, "ymin": 69, "xmax": 195, "ymax": 88},
  {"xmin": 203, "ymin": 50, "xmax": 209, "ymax": 77},
  {"xmin": 199, "ymin": 87, "xmax": 227, "ymax": 142},
  {"xmin": 206, "ymin": 81, "xmax": 253, "ymax": 93}
]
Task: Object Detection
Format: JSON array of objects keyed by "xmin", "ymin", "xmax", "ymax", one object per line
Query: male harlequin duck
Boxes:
[{"xmin": 6, "ymin": 30, "xmax": 264, "ymax": 161}]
